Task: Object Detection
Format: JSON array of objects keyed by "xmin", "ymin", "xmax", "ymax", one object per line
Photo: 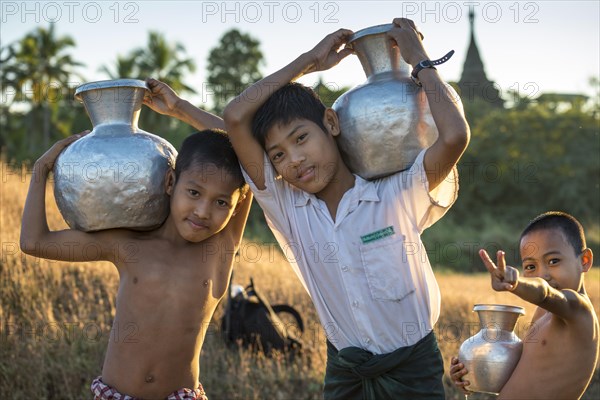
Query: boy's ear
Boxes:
[
  {"xmin": 323, "ymin": 108, "xmax": 341, "ymax": 137},
  {"xmin": 580, "ymin": 248, "xmax": 593, "ymax": 272},
  {"xmin": 165, "ymin": 169, "xmax": 176, "ymax": 195}
]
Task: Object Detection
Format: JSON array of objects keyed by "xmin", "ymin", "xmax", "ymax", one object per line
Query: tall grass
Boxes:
[{"xmin": 1, "ymin": 160, "xmax": 598, "ymax": 399}]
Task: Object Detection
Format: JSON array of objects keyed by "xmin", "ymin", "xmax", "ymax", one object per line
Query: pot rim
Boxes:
[
  {"xmin": 75, "ymin": 79, "xmax": 148, "ymax": 101},
  {"xmin": 473, "ymin": 304, "xmax": 525, "ymax": 315},
  {"xmin": 348, "ymin": 23, "xmax": 393, "ymax": 45}
]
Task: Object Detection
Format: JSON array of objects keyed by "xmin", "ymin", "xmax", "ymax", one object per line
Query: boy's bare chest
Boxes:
[
  {"xmin": 523, "ymin": 312, "xmax": 553, "ymax": 347},
  {"xmin": 506, "ymin": 311, "xmax": 597, "ymax": 398},
  {"xmin": 521, "ymin": 312, "xmax": 581, "ymax": 362},
  {"xmin": 117, "ymin": 239, "xmax": 233, "ymax": 301}
]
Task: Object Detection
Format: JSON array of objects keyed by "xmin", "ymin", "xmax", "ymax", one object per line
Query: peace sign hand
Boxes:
[{"xmin": 479, "ymin": 249, "xmax": 520, "ymax": 292}]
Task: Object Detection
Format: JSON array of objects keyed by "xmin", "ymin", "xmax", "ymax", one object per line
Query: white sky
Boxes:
[{"xmin": 2, "ymin": 0, "xmax": 599, "ymax": 105}]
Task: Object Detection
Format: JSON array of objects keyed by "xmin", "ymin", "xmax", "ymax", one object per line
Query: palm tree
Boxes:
[
  {"xmin": 99, "ymin": 31, "xmax": 196, "ymax": 90},
  {"xmin": 132, "ymin": 31, "xmax": 196, "ymax": 92},
  {"xmin": 1, "ymin": 24, "xmax": 84, "ymax": 155},
  {"xmin": 99, "ymin": 31, "xmax": 197, "ymax": 139},
  {"xmin": 98, "ymin": 54, "xmax": 137, "ymax": 80}
]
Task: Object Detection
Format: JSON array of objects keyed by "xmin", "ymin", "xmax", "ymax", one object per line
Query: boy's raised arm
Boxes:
[
  {"xmin": 143, "ymin": 78, "xmax": 225, "ymax": 131},
  {"xmin": 225, "ymin": 191, "xmax": 253, "ymax": 251},
  {"xmin": 479, "ymin": 249, "xmax": 594, "ymax": 323},
  {"xmin": 223, "ymin": 29, "xmax": 353, "ymax": 190},
  {"xmin": 20, "ymin": 133, "xmax": 122, "ymax": 263},
  {"xmin": 387, "ymin": 18, "xmax": 470, "ymax": 191}
]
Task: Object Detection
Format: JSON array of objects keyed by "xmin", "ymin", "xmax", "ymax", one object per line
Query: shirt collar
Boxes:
[{"xmin": 294, "ymin": 174, "xmax": 380, "ymax": 207}]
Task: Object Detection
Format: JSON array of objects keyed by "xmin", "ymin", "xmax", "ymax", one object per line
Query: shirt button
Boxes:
[
  {"xmin": 352, "ymin": 301, "xmax": 359, "ymax": 308},
  {"xmin": 341, "ymin": 265, "xmax": 349, "ymax": 272},
  {"xmin": 365, "ymin": 338, "xmax": 371, "ymax": 344}
]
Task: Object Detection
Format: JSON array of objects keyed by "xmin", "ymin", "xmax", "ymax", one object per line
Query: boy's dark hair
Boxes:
[
  {"xmin": 251, "ymin": 82, "xmax": 327, "ymax": 148},
  {"xmin": 520, "ymin": 211, "xmax": 586, "ymax": 256},
  {"xmin": 175, "ymin": 129, "xmax": 247, "ymax": 194}
]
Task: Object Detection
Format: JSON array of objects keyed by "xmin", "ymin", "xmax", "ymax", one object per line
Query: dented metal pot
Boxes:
[
  {"xmin": 333, "ymin": 24, "xmax": 459, "ymax": 179},
  {"xmin": 54, "ymin": 79, "xmax": 177, "ymax": 232}
]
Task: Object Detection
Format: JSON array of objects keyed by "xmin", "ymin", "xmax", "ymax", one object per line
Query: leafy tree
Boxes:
[
  {"xmin": 99, "ymin": 31, "xmax": 197, "ymax": 145},
  {"xmin": 206, "ymin": 29, "xmax": 264, "ymax": 114},
  {"xmin": 98, "ymin": 55, "xmax": 137, "ymax": 80},
  {"xmin": 206, "ymin": 30, "xmax": 267, "ymax": 241},
  {"xmin": 1, "ymin": 24, "xmax": 84, "ymax": 158},
  {"xmin": 449, "ymin": 81, "xmax": 505, "ymax": 129},
  {"xmin": 314, "ymin": 77, "xmax": 350, "ymax": 107},
  {"xmin": 131, "ymin": 31, "xmax": 196, "ymax": 93},
  {"xmin": 423, "ymin": 93, "xmax": 600, "ymax": 271}
]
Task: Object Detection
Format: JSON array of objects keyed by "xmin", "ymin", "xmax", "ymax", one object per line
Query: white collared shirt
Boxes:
[{"xmin": 242, "ymin": 149, "xmax": 458, "ymax": 354}]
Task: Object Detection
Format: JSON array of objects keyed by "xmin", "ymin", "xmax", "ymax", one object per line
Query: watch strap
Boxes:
[{"xmin": 411, "ymin": 50, "xmax": 455, "ymax": 86}]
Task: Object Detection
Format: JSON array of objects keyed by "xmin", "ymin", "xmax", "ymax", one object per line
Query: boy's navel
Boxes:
[
  {"xmin": 145, "ymin": 374, "xmax": 154, "ymax": 383},
  {"xmin": 133, "ymin": 277, "xmax": 138, "ymax": 284}
]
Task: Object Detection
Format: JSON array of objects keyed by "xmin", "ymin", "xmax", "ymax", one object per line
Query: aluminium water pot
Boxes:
[
  {"xmin": 53, "ymin": 79, "xmax": 177, "ymax": 232},
  {"xmin": 332, "ymin": 24, "xmax": 461, "ymax": 179},
  {"xmin": 458, "ymin": 304, "xmax": 525, "ymax": 394}
]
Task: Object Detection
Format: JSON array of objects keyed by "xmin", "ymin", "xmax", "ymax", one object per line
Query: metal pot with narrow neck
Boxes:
[
  {"xmin": 53, "ymin": 79, "xmax": 177, "ymax": 232},
  {"xmin": 332, "ymin": 24, "xmax": 460, "ymax": 179},
  {"xmin": 458, "ymin": 304, "xmax": 525, "ymax": 394}
]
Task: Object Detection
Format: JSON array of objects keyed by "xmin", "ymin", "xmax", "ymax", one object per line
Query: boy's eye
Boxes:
[
  {"xmin": 523, "ymin": 264, "xmax": 536, "ymax": 272},
  {"xmin": 271, "ymin": 152, "xmax": 284, "ymax": 162},
  {"xmin": 188, "ymin": 189, "xmax": 199, "ymax": 196},
  {"xmin": 549, "ymin": 258, "xmax": 560, "ymax": 265},
  {"xmin": 216, "ymin": 199, "xmax": 229, "ymax": 208},
  {"xmin": 296, "ymin": 133, "xmax": 308, "ymax": 143}
]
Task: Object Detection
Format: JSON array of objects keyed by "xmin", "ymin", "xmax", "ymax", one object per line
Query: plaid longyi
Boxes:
[{"xmin": 91, "ymin": 376, "xmax": 208, "ymax": 400}]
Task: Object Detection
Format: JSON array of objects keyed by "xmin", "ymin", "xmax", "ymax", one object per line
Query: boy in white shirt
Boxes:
[{"xmin": 172, "ymin": 18, "xmax": 469, "ymax": 399}]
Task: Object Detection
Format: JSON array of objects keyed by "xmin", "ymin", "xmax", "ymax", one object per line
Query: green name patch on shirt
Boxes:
[{"xmin": 360, "ymin": 226, "xmax": 395, "ymax": 244}]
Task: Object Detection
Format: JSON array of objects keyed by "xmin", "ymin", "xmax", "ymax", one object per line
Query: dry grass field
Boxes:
[{"xmin": 1, "ymin": 160, "xmax": 598, "ymax": 399}]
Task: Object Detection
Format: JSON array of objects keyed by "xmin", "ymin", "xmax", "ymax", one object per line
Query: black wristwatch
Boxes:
[{"xmin": 411, "ymin": 50, "xmax": 455, "ymax": 87}]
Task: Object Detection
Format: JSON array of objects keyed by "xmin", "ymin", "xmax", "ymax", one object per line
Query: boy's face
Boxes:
[
  {"xmin": 167, "ymin": 164, "xmax": 242, "ymax": 242},
  {"xmin": 519, "ymin": 228, "xmax": 589, "ymax": 291},
  {"xmin": 264, "ymin": 115, "xmax": 341, "ymax": 194}
]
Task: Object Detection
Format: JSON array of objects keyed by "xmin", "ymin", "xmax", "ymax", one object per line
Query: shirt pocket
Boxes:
[{"xmin": 359, "ymin": 236, "xmax": 416, "ymax": 302}]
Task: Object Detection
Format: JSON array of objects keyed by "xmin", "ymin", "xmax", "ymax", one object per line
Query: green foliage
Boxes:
[
  {"xmin": 99, "ymin": 31, "xmax": 196, "ymax": 93},
  {"xmin": 314, "ymin": 77, "xmax": 351, "ymax": 107},
  {"xmin": 457, "ymin": 96, "xmax": 599, "ymax": 224},
  {"xmin": 427, "ymin": 92, "xmax": 600, "ymax": 271},
  {"xmin": 244, "ymin": 202, "xmax": 277, "ymax": 244},
  {"xmin": 206, "ymin": 29, "xmax": 264, "ymax": 114},
  {"xmin": 98, "ymin": 54, "xmax": 137, "ymax": 80},
  {"xmin": 422, "ymin": 213, "xmax": 523, "ymax": 273},
  {"xmin": 99, "ymin": 31, "xmax": 198, "ymax": 145},
  {"xmin": 1, "ymin": 24, "xmax": 84, "ymax": 161}
]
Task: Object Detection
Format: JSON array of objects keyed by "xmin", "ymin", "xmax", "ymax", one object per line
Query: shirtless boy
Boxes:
[
  {"xmin": 450, "ymin": 211, "xmax": 599, "ymax": 399},
  {"xmin": 20, "ymin": 83, "xmax": 251, "ymax": 399}
]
